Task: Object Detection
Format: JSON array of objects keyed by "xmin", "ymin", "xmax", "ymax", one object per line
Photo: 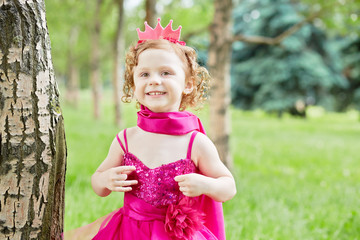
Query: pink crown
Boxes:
[{"xmin": 136, "ymin": 18, "xmax": 186, "ymax": 47}]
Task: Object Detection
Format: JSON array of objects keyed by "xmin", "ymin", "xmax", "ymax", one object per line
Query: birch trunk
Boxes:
[
  {"xmin": 0, "ymin": 0, "xmax": 66, "ymax": 239},
  {"xmin": 113, "ymin": 0, "xmax": 124, "ymax": 128},
  {"xmin": 207, "ymin": 0, "xmax": 233, "ymax": 169},
  {"xmin": 90, "ymin": 0, "xmax": 102, "ymax": 119}
]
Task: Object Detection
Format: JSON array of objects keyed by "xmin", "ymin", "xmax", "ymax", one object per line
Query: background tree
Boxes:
[
  {"xmin": 342, "ymin": 37, "xmax": 360, "ymax": 111},
  {"xmin": 90, "ymin": 0, "xmax": 103, "ymax": 119},
  {"xmin": 45, "ymin": 0, "xmax": 92, "ymax": 102},
  {"xmin": 332, "ymin": 36, "xmax": 360, "ymax": 111},
  {"xmin": 145, "ymin": 0, "xmax": 157, "ymax": 27},
  {"xmin": 113, "ymin": 0, "xmax": 125, "ymax": 127},
  {"xmin": 207, "ymin": 0, "xmax": 233, "ymax": 168},
  {"xmin": 0, "ymin": 0, "xmax": 66, "ymax": 239},
  {"xmin": 231, "ymin": 0, "xmax": 348, "ymax": 115},
  {"xmin": 292, "ymin": 0, "xmax": 360, "ymax": 113},
  {"xmin": 298, "ymin": 0, "xmax": 360, "ymax": 35},
  {"xmin": 65, "ymin": 27, "xmax": 80, "ymax": 107}
]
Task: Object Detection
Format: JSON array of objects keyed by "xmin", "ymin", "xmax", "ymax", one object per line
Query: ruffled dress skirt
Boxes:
[{"xmin": 91, "ymin": 194, "xmax": 217, "ymax": 240}]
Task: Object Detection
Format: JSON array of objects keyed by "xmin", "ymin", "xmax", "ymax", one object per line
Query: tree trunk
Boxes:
[
  {"xmin": 66, "ymin": 64, "xmax": 79, "ymax": 107},
  {"xmin": 207, "ymin": 0, "xmax": 233, "ymax": 169},
  {"xmin": 66, "ymin": 27, "xmax": 79, "ymax": 108},
  {"xmin": 90, "ymin": 0, "xmax": 102, "ymax": 119},
  {"xmin": 0, "ymin": 1, "xmax": 67, "ymax": 239},
  {"xmin": 113, "ymin": 0, "xmax": 124, "ymax": 128},
  {"xmin": 145, "ymin": 0, "xmax": 156, "ymax": 27}
]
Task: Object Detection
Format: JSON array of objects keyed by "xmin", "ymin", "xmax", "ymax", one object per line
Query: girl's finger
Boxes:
[
  {"xmin": 177, "ymin": 182, "xmax": 186, "ymax": 187},
  {"xmin": 114, "ymin": 166, "xmax": 136, "ymax": 174},
  {"xmin": 122, "ymin": 169, "xmax": 136, "ymax": 175},
  {"xmin": 174, "ymin": 175, "xmax": 185, "ymax": 182},
  {"xmin": 123, "ymin": 180, "xmax": 138, "ymax": 186},
  {"xmin": 115, "ymin": 180, "xmax": 138, "ymax": 186},
  {"xmin": 114, "ymin": 186, "xmax": 132, "ymax": 192},
  {"xmin": 114, "ymin": 174, "xmax": 128, "ymax": 181},
  {"xmin": 127, "ymin": 180, "xmax": 138, "ymax": 186}
]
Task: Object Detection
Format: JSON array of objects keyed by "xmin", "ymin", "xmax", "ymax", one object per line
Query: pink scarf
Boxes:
[
  {"xmin": 137, "ymin": 105, "xmax": 226, "ymax": 240},
  {"xmin": 137, "ymin": 105, "xmax": 206, "ymax": 135}
]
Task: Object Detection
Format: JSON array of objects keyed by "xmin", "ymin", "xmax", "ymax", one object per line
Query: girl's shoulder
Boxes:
[
  {"xmin": 116, "ymin": 126, "xmax": 137, "ymax": 138},
  {"xmin": 114, "ymin": 127, "xmax": 136, "ymax": 149},
  {"xmin": 191, "ymin": 132, "xmax": 219, "ymax": 159},
  {"xmin": 123, "ymin": 126, "xmax": 147, "ymax": 138},
  {"xmin": 193, "ymin": 131, "xmax": 215, "ymax": 147}
]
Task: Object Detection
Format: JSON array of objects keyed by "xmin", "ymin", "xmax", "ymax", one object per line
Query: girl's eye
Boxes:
[
  {"xmin": 162, "ymin": 71, "xmax": 171, "ymax": 76},
  {"xmin": 140, "ymin": 72, "xmax": 149, "ymax": 77}
]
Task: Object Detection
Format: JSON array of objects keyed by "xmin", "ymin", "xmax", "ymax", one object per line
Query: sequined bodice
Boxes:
[{"xmin": 124, "ymin": 152, "xmax": 196, "ymax": 207}]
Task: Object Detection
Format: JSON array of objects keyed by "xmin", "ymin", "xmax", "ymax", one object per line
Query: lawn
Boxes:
[{"xmin": 62, "ymin": 90, "xmax": 360, "ymax": 239}]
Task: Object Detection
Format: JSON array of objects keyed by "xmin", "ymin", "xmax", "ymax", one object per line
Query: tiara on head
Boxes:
[{"xmin": 136, "ymin": 18, "xmax": 186, "ymax": 48}]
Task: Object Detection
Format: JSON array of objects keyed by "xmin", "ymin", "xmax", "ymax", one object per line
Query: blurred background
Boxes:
[
  {"xmin": 46, "ymin": 0, "xmax": 360, "ymax": 116},
  {"xmin": 45, "ymin": 0, "xmax": 360, "ymax": 239}
]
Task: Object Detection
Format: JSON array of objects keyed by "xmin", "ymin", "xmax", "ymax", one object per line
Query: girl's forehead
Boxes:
[
  {"xmin": 139, "ymin": 48, "xmax": 178, "ymax": 58},
  {"xmin": 137, "ymin": 48, "xmax": 185, "ymax": 67}
]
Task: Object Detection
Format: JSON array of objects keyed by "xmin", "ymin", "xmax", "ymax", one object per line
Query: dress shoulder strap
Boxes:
[
  {"xmin": 186, "ymin": 131, "xmax": 198, "ymax": 159},
  {"xmin": 116, "ymin": 128, "xmax": 129, "ymax": 153}
]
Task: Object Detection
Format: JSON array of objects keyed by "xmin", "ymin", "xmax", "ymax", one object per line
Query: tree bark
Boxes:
[
  {"xmin": 112, "ymin": 0, "xmax": 124, "ymax": 128},
  {"xmin": 90, "ymin": 0, "xmax": 102, "ymax": 119},
  {"xmin": 0, "ymin": 0, "xmax": 66, "ymax": 239},
  {"xmin": 145, "ymin": 0, "xmax": 156, "ymax": 27},
  {"xmin": 207, "ymin": 0, "xmax": 233, "ymax": 169},
  {"xmin": 66, "ymin": 27, "xmax": 79, "ymax": 108}
]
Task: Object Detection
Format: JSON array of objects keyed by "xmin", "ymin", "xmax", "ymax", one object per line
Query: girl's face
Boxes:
[{"xmin": 133, "ymin": 48, "xmax": 192, "ymax": 112}]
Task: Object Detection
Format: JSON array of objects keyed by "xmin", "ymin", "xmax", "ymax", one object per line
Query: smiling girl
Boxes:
[{"xmin": 66, "ymin": 19, "xmax": 236, "ymax": 240}]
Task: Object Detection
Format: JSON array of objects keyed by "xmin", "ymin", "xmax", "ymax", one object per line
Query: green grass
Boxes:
[{"xmin": 63, "ymin": 90, "xmax": 360, "ymax": 239}]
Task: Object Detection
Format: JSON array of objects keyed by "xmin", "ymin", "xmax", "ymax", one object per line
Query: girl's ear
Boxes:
[{"xmin": 183, "ymin": 78, "xmax": 194, "ymax": 94}]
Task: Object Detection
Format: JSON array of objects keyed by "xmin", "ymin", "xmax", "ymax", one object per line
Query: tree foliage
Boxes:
[
  {"xmin": 46, "ymin": 0, "xmax": 92, "ymax": 76},
  {"xmin": 231, "ymin": 0, "xmax": 349, "ymax": 114},
  {"xmin": 297, "ymin": 0, "xmax": 360, "ymax": 35},
  {"xmin": 332, "ymin": 36, "xmax": 360, "ymax": 111}
]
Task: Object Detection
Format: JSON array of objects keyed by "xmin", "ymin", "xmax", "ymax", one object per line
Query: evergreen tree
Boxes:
[
  {"xmin": 231, "ymin": 0, "xmax": 348, "ymax": 115},
  {"xmin": 332, "ymin": 36, "xmax": 360, "ymax": 111}
]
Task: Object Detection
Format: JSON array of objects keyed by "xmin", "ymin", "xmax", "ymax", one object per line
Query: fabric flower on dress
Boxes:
[{"xmin": 165, "ymin": 197, "xmax": 205, "ymax": 240}]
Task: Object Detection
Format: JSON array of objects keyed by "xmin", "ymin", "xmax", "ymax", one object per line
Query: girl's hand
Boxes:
[
  {"xmin": 103, "ymin": 166, "xmax": 138, "ymax": 192},
  {"xmin": 174, "ymin": 173, "xmax": 208, "ymax": 197}
]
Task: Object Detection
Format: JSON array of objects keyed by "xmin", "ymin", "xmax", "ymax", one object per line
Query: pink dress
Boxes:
[{"xmin": 92, "ymin": 129, "xmax": 218, "ymax": 240}]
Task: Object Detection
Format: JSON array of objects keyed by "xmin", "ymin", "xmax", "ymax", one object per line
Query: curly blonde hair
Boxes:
[{"xmin": 122, "ymin": 39, "xmax": 211, "ymax": 111}]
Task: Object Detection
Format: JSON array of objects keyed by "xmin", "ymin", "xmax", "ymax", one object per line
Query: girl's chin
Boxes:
[{"xmin": 144, "ymin": 105, "xmax": 180, "ymax": 113}]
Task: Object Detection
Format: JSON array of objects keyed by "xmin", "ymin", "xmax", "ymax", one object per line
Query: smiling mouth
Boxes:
[{"xmin": 146, "ymin": 92, "xmax": 166, "ymax": 96}]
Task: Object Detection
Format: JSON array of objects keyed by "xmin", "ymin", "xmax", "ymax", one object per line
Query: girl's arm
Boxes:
[
  {"xmin": 175, "ymin": 132, "xmax": 236, "ymax": 202},
  {"xmin": 91, "ymin": 131, "xmax": 138, "ymax": 197}
]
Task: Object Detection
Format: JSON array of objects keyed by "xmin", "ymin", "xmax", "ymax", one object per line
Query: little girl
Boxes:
[{"xmin": 68, "ymin": 18, "xmax": 236, "ymax": 240}]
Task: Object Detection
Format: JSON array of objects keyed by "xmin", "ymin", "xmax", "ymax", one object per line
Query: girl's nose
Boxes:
[{"xmin": 149, "ymin": 74, "xmax": 161, "ymax": 85}]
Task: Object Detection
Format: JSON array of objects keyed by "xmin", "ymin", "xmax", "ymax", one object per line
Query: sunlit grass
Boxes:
[
  {"xmin": 226, "ymin": 109, "xmax": 360, "ymax": 240},
  {"xmin": 62, "ymin": 89, "xmax": 360, "ymax": 239}
]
